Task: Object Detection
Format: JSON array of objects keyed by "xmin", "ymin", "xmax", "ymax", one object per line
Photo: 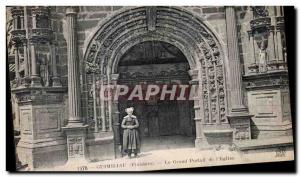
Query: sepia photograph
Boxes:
[{"xmin": 5, "ymin": 4, "xmax": 295, "ymax": 172}]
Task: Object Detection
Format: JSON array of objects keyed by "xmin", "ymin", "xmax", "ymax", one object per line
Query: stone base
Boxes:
[
  {"xmin": 86, "ymin": 132, "xmax": 115, "ymax": 162},
  {"xmin": 30, "ymin": 76, "xmax": 42, "ymax": 87},
  {"xmin": 251, "ymin": 122, "xmax": 293, "ymax": 139},
  {"xmin": 62, "ymin": 124, "xmax": 88, "ymax": 163},
  {"xmin": 17, "ymin": 137, "xmax": 67, "ymax": 169},
  {"xmin": 196, "ymin": 124, "xmax": 234, "ymax": 149},
  {"xmin": 204, "ymin": 129, "xmax": 233, "ymax": 146},
  {"xmin": 227, "ymin": 107, "xmax": 252, "ymax": 141}
]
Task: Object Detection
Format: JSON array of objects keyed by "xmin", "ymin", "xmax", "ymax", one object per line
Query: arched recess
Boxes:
[{"xmin": 82, "ymin": 6, "xmax": 228, "ymax": 148}]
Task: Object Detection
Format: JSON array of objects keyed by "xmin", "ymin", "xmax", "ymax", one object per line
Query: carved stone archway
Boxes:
[{"xmin": 83, "ymin": 6, "xmax": 228, "ymax": 150}]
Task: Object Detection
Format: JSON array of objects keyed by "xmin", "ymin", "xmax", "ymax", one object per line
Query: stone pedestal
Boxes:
[
  {"xmin": 228, "ymin": 108, "xmax": 252, "ymax": 141},
  {"xmin": 13, "ymin": 87, "xmax": 68, "ymax": 169},
  {"xmin": 202, "ymin": 124, "xmax": 233, "ymax": 148},
  {"xmin": 247, "ymin": 89, "xmax": 292, "ymax": 139},
  {"xmin": 62, "ymin": 125, "xmax": 89, "ymax": 164}
]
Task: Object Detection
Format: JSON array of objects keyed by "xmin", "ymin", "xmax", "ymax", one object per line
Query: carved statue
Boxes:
[
  {"xmin": 258, "ymin": 41, "xmax": 268, "ymax": 73},
  {"xmin": 39, "ymin": 55, "xmax": 50, "ymax": 86}
]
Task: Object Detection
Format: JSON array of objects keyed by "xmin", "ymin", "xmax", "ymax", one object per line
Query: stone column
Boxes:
[
  {"xmin": 32, "ymin": 13, "xmax": 37, "ymax": 28},
  {"xmin": 276, "ymin": 6, "xmax": 283, "ymax": 16},
  {"xmin": 248, "ymin": 31, "xmax": 256, "ymax": 64},
  {"xmin": 111, "ymin": 74, "xmax": 121, "ymax": 157},
  {"xmin": 268, "ymin": 26, "xmax": 276, "ymax": 61},
  {"xmin": 62, "ymin": 7, "xmax": 88, "ymax": 163},
  {"xmin": 21, "ymin": 40, "xmax": 30, "ymax": 86},
  {"xmin": 50, "ymin": 43, "xmax": 61, "ymax": 87},
  {"xmin": 92, "ymin": 73, "xmax": 99, "ymax": 133},
  {"xmin": 65, "ymin": 7, "xmax": 82, "ymax": 126},
  {"xmin": 14, "ymin": 45, "xmax": 20, "ymax": 83},
  {"xmin": 105, "ymin": 76, "xmax": 113, "ymax": 132},
  {"xmin": 225, "ymin": 6, "xmax": 252, "ymax": 140},
  {"xmin": 20, "ymin": 15, "xmax": 24, "ymax": 29},
  {"xmin": 13, "ymin": 16, "xmax": 17, "ymax": 30},
  {"xmin": 30, "ymin": 40, "xmax": 42, "ymax": 87},
  {"xmin": 276, "ymin": 29, "xmax": 284, "ymax": 61},
  {"xmin": 247, "ymin": 30, "xmax": 259, "ymax": 74},
  {"xmin": 23, "ymin": 42, "xmax": 29, "ymax": 77},
  {"xmin": 225, "ymin": 6, "xmax": 247, "ymax": 112},
  {"xmin": 100, "ymin": 77, "xmax": 106, "ymax": 131},
  {"xmin": 188, "ymin": 69, "xmax": 204, "ymax": 148}
]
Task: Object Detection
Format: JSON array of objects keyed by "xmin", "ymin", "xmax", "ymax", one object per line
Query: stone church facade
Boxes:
[{"xmin": 7, "ymin": 6, "xmax": 292, "ymax": 169}]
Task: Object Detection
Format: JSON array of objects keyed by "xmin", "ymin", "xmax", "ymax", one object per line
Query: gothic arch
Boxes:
[{"xmin": 83, "ymin": 6, "xmax": 228, "ymax": 134}]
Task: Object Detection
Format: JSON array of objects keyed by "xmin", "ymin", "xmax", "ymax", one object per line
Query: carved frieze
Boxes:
[
  {"xmin": 243, "ymin": 72, "xmax": 289, "ymax": 90},
  {"xmin": 12, "ymin": 87, "xmax": 67, "ymax": 105},
  {"xmin": 31, "ymin": 28, "xmax": 54, "ymax": 43}
]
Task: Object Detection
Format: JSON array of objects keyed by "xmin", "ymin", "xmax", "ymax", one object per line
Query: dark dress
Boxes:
[{"xmin": 121, "ymin": 115, "xmax": 141, "ymax": 154}]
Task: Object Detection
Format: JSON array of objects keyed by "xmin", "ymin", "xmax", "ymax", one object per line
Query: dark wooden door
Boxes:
[{"xmin": 157, "ymin": 101, "xmax": 179, "ymax": 136}]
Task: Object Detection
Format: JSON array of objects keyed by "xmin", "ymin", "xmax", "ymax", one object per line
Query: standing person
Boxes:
[{"xmin": 121, "ymin": 107, "xmax": 140, "ymax": 158}]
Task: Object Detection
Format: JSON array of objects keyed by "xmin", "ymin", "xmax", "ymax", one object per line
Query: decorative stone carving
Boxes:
[
  {"xmin": 246, "ymin": 6, "xmax": 287, "ymax": 76},
  {"xmin": 243, "ymin": 72, "xmax": 289, "ymax": 90},
  {"xmin": 252, "ymin": 6, "xmax": 269, "ymax": 18},
  {"xmin": 68, "ymin": 136, "xmax": 84, "ymax": 158},
  {"xmin": 146, "ymin": 6, "xmax": 157, "ymax": 31},
  {"xmin": 84, "ymin": 7, "xmax": 228, "ymax": 128}
]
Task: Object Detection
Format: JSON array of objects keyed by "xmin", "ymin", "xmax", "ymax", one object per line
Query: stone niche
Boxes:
[
  {"xmin": 247, "ymin": 89, "xmax": 292, "ymax": 139},
  {"xmin": 13, "ymin": 87, "xmax": 68, "ymax": 169}
]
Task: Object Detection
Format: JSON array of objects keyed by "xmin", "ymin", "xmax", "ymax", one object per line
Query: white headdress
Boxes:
[{"xmin": 125, "ymin": 107, "xmax": 134, "ymax": 114}]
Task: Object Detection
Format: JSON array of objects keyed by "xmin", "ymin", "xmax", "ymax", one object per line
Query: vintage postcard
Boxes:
[{"xmin": 6, "ymin": 6, "xmax": 294, "ymax": 171}]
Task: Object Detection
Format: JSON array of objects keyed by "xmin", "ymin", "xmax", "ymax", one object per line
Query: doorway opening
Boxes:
[{"xmin": 117, "ymin": 41, "xmax": 196, "ymax": 152}]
